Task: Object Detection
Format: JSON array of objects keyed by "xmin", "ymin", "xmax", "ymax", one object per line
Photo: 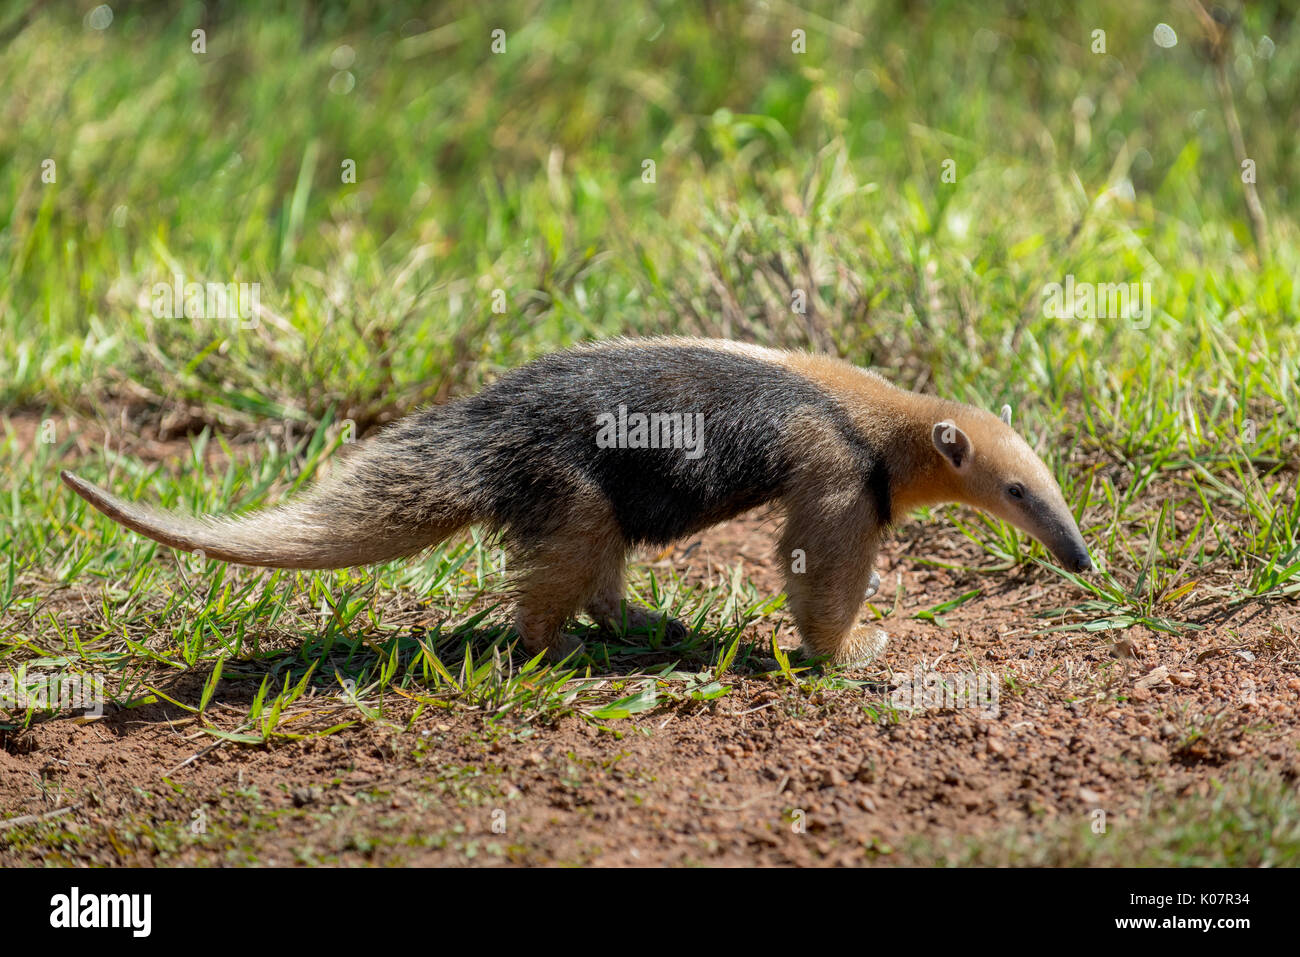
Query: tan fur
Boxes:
[
  {"xmin": 777, "ymin": 478, "xmax": 886, "ymax": 664},
  {"xmin": 761, "ymin": 349, "xmax": 1086, "ymax": 664},
  {"xmin": 509, "ymin": 486, "xmax": 624, "ymax": 659},
  {"xmin": 60, "ymin": 468, "xmax": 454, "ymax": 569}
]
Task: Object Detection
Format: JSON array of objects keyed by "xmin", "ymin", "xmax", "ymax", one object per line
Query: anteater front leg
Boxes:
[{"xmin": 779, "ymin": 490, "xmax": 888, "ymax": 666}]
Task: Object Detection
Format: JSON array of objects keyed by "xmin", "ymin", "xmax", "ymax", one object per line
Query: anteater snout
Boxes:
[
  {"xmin": 1049, "ymin": 537, "xmax": 1093, "ymax": 574},
  {"xmin": 1058, "ymin": 546, "xmax": 1093, "ymax": 573}
]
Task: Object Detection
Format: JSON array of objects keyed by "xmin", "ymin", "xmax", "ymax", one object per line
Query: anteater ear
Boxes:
[
  {"xmin": 999, "ymin": 404, "xmax": 1012, "ymax": 426},
  {"xmin": 932, "ymin": 421, "xmax": 973, "ymax": 471}
]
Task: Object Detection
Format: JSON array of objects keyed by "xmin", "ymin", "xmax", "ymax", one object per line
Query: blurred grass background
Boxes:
[{"xmin": 2, "ymin": 0, "xmax": 1296, "ymax": 434}]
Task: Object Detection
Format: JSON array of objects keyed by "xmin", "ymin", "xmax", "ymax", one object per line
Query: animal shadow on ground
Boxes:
[{"xmin": 1, "ymin": 613, "xmax": 887, "ymax": 742}]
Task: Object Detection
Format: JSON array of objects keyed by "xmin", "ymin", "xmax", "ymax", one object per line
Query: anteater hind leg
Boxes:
[
  {"xmin": 510, "ymin": 499, "xmax": 628, "ymax": 662},
  {"xmin": 585, "ymin": 556, "xmax": 689, "ymax": 642},
  {"xmin": 779, "ymin": 489, "xmax": 888, "ymax": 666}
]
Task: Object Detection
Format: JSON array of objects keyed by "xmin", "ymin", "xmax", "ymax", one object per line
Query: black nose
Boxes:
[{"xmin": 1072, "ymin": 554, "xmax": 1093, "ymax": 573}]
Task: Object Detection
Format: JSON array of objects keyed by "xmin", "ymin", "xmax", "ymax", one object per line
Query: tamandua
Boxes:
[{"xmin": 62, "ymin": 337, "xmax": 1092, "ymax": 665}]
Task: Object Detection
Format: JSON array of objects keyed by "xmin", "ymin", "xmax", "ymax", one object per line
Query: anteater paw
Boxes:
[
  {"xmin": 829, "ymin": 626, "xmax": 890, "ymax": 668},
  {"xmin": 542, "ymin": 633, "xmax": 586, "ymax": 663},
  {"xmin": 592, "ymin": 603, "xmax": 688, "ymax": 642}
]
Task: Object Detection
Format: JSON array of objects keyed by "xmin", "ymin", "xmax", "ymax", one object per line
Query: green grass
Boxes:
[
  {"xmin": 901, "ymin": 771, "xmax": 1300, "ymax": 867},
  {"xmin": 2, "ymin": 0, "xmax": 1299, "ymax": 865}
]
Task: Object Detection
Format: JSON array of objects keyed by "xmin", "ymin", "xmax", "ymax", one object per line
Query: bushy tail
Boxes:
[{"xmin": 61, "ymin": 434, "xmax": 473, "ymax": 569}]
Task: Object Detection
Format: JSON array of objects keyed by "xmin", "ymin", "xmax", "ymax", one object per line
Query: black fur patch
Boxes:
[{"xmin": 390, "ymin": 344, "xmax": 891, "ymax": 547}]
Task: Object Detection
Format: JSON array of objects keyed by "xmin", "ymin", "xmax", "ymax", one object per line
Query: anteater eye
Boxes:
[{"xmin": 1008, "ymin": 484, "xmax": 1025, "ymax": 500}]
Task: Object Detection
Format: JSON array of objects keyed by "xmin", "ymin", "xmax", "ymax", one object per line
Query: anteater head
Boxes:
[{"xmin": 929, "ymin": 406, "xmax": 1092, "ymax": 573}]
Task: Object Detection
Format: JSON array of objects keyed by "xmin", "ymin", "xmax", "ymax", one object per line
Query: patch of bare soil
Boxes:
[{"xmin": 3, "ymin": 506, "xmax": 1298, "ymax": 866}]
